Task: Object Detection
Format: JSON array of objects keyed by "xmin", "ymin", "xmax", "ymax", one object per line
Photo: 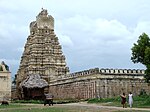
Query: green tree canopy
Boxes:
[{"xmin": 131, "ymin": 33, "xmax": 150, "ymax": 83}]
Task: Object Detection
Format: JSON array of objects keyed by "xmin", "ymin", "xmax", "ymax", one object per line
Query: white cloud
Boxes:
[
  {"xmin": 1, "ymin": 0, "xmax": 150, "ymax": 76},
  {"xmin": 133, "ymin": 21, "xmax": 150, "ymax": 37},
  {"xmin": 56, "ymin": 14, "xmax": 149, "ymax": 72},
  {"xmin": 15, "ymin": 47, "xmax": 24, "ymax": 53},
  {"xmin": 0, "ymin": 22, "xmax": 11, "ymax": 39},
  {"xmin": 58, "ymin": 34, "xmax": 74, "ymax": 47},
  {"xmin": 57, "ymin": 15, "xmax": 132, "ymax": 50},
  {"xmin": 95, "ymin": 19, "xmax": 131, "ymax": 39}
]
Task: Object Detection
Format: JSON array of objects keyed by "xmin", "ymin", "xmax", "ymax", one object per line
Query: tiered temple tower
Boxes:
[{"xmin": 16, "ymin": 9, "xmax": 69, "ymax": 92}]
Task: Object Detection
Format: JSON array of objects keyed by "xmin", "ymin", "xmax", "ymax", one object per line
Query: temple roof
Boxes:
[{"xmin": 20, "ymin": 74, "xmax": 48, "ymax": 88}]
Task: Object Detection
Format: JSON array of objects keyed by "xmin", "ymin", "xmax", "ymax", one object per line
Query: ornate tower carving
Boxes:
[{"xmin": 16, "ymin": 9, "xmax": 69, "ymax": 88}]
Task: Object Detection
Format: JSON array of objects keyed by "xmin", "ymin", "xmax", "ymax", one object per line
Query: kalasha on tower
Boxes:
[{"xmin": 16, "ymin": 9, "xmax": 69, "ymax": 99}]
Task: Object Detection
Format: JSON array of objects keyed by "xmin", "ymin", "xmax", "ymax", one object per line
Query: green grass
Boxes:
[
  {"xmin": 0, "ymin": 95, "xmax": 149, "ymax": 112},
  {"xmin": 132, "ymin": 95, "xmax": 150, "ymax": 108},
  {"xmin": 0, "ymin": 102, "xmax": 150, "ymax": 112},
  {"xmin": 0, "ymin": 104, "xmax": 109, "ymax": 112},
  {"xmin": 0, "ymin": 104, "xmax": 29, "ymax": 109},
  {"xmin": 88, "ymin": 95, "xmax": 150, "ymax": 108},
  {"xmin": 0, "ymin": 104, "xmax": 71, "ymax": 112},
  {"xmin": 12, "ymin": 99, "xmax": 79, "ymax": 104},
  {"xmin": 0, "ymin": 107, "xmax": 70, "ymax": 112},
  {"xmin": 114, "ymin": 110, "xmax": 149, "ymax": 112},
  {"xmin": 12, "ymin": 100, "xmax": 44, "ymax": 104},
  {"xmin": 88, "ymin": 96, "xmax": 120, "ymax": 103}
]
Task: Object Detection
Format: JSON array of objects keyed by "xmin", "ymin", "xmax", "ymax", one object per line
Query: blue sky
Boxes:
[{"xmin": 0, "ymin": 0, "xmax": 150, "ymax": 78}]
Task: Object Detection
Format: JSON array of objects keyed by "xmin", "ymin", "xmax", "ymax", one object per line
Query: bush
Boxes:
[
  {"xmin": 140, "ymin": 95, "xmax": 150, "ymax": 106},
  {"xmin": 139, "ymin": 89, "xmax": 147, "ymax": 96},
  {"xmin": 88, "ymin": 97, "xmax": 120, "ymax": 103},
  {"xmin": 54, "ymin": 99, "xmax": 79, "ymax": 104},
  {"xmin": 12, "ymin": 99, "xmax": 79, "ymax": 104},
  {"xmin": 88, "ymin": 95, "xmax": 150, "ymax": 108},
  {"xmin": 12, "ymin": 100, "xmax": 44, "ymax": 104}
]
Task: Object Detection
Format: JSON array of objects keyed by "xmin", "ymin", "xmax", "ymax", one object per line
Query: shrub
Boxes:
[
  {"xmin": 88, "ymin": 97, "xmax": 120, "ymax": 103},
  {"xmin": 12, "ymin": 100, "xmax": 44, "ymax": 104},
  {"xmin": 139, "ymin": 89, "xmax": 147, "ymax": 96}
]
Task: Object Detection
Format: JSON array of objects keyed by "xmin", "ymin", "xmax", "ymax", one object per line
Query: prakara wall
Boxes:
[{"xmin": 49, "ymin": 68, "xmax": 150, "ymax": 100}]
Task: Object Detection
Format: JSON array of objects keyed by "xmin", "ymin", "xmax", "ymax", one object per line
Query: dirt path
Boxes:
[
  {"xmin": 60, "ymin": 102, "xmax": 150, "ymax": 112},
  {"xmin": 0, "ymin": 102, "xmax": 150, "ymax": 112}
]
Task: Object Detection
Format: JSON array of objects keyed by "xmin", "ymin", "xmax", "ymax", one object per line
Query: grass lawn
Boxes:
[
  {"xmin": 88, "ymin": 95, "xmax": 150, "ymax": 108},
  {"xmin": 0, "ymin": 104, "xmax": 31, "ymax": 109},
  {"xmin": 0, "ymin": 95, "xmax": 150, "ymax": 112},
  {"xmin": 0, "ymin": 107, "xmax": 69, "ymax": 112},
  {"xmin": 0, "ymin": 104, "xmax": 110, "ymax": 112},
  {"xmin": 114, "ymin": 110, "xmax": 149, "ymax": 112},
  {"xmin": 0, "ymin": 103, "xmax": 150, "ymax": 112}
]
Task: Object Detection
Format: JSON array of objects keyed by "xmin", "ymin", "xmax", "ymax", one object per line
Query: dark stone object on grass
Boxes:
[{"xmin": 1, "ymin": 101, "xmax": 9, "ymax": 105}]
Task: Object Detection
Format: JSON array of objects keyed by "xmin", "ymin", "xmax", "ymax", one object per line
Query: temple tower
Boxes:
[{"xmin": 16, "ymin": 9, "xmax": 69, "ymax": 99}]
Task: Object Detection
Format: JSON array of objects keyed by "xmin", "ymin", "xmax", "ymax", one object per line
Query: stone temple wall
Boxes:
[{"xmin": 49, "ymin": 68, "xmax": 150, "ymax": 100}]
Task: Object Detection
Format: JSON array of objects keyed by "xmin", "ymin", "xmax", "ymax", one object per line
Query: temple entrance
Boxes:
[
  {"xmin": 19, "ymin": 74, "xmax": 49, "ymax": 100},
  {"xmin": 23, "ymin": 88, "xmax": 45, "ymax": 100}
]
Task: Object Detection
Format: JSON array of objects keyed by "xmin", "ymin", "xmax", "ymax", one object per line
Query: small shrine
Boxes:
[{"xmin": 0, "ymin": 61, "xmax": 11, "ymax": 101}]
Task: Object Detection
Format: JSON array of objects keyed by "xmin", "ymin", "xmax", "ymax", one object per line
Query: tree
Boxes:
[{"xmin": 131, "ymin": 33, "xmax": 150, "ymax": 83}]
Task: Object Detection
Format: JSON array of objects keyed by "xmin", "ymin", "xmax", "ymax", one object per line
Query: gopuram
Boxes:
[
  {"xmin": 16, "ymin": 9, "xmax": 69, "ymax": 100},
  {"xmin": 15, "ymin": 9, "xmax": 150, "ymax": 100}
]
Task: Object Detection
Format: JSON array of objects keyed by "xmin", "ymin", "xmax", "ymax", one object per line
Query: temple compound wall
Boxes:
[
  {"xmin": 0, "ymin": 61, "xmax": 11, "ymax": 101},
  {"xmin": 49, "ymin": 68, "xmax": 150, "ymax": 100}
]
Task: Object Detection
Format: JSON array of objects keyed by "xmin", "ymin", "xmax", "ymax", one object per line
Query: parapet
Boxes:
[
  {"xmin": 70, "ymin": 68, "xmax": 99, "ymax": 77},
  {"xmin": 99, "ymin": 68, "xmax": 145, "ymax": 74},
  {"xmin": 65, "ymin": 68, "xmax": 145, "ymax": 79}
]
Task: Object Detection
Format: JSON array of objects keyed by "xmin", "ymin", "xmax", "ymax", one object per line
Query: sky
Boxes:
[{"xmin": 0, "ymin": 0, "xmax": 150, "ymax": 78}]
